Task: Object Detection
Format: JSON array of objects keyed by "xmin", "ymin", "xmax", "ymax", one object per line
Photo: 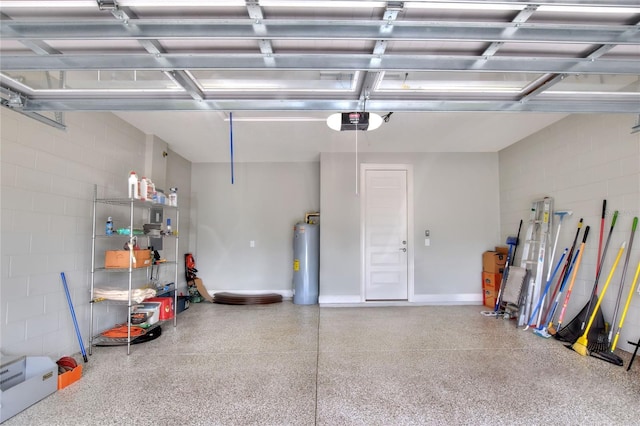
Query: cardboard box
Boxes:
[
  {"xmin": 484, "ymin": 289, "xmax": 497, "ymax": 308},
  {"xmin": 105, "ymin": 250, "xmax": 151, "ymax": 269},
  {"xmin": 482, "ymin": 251, "xmax": 506, "ymax": 274},
  {"xmin": 482, "ymin": 272, "xmax": 502, "ymax": 292},
  {"xmin": 144, "ymin": 297, "xmax": 174, "ymax": 321},
  {"xmin": 0, "ymin": 355, "xmax": 26, "ymax": 392},
  {"xmin": 0, "ymin": 356, "xmax": 57, "ymax": 423},
  {"xmin": 57, "ymin": 365, "xmax": 82, "ymax": 390},
  {"xmin": 495, "ymin": 246, "xmax": 509, "ymax": 255}
]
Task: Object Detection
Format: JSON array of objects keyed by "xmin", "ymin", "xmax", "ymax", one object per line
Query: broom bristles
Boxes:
[{"xmin": 572, "ymin": 336, "xmax": 590, "ymax": 356}]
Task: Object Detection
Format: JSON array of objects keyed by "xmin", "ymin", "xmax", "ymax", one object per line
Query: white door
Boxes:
[{"xmin": 363, "ymin": 168, "xmax": 409, "ymax": 300}]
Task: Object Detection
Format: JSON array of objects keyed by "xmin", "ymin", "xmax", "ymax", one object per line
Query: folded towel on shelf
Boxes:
[{"xmin": 93, "ymin": 287, "xmax": 157, "ymax": 303}]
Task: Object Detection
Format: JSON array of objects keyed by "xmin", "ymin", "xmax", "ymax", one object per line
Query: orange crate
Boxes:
[{"xmin": 58, "ymin": 365, "xmax": 82, "ymax": 390}]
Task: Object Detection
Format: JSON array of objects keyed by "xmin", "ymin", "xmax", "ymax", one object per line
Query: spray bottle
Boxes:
[{"xmin": 106, "ymin": 217, "xmax": 114, "ymax": 236}]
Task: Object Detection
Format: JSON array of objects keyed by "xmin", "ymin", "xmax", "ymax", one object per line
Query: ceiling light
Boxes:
[
  {"xmin": 0, "ymin": 1, "xmax": 97, "ymax": 7},
  {"xmin": 404, "ymin": 2, "xmax": 525, "ymax": 11},
  {"xmin": 327, "ymin": 112, "xmax": 383, "ymax": 132},
  {"xmin": 537, "ymin": 5, "xmax": 640, "ymax": 14},
  {"xmin": 260, "ymin": 1, "xmax": 385, "ymax": 7}
]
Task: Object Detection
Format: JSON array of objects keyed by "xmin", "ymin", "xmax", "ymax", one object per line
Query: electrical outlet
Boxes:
[{"xmin": 425, "ymin": 238, "xmax": 430, "ymax": 247}]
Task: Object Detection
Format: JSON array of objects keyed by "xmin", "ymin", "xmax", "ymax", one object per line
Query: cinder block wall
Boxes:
[
  {"xmin": 499, "ymin": 114, "xmax": 640, "ymax": 353},
  {"xmin": 1, "ymin": 109, "xmax": 166, "ymax": 358}
]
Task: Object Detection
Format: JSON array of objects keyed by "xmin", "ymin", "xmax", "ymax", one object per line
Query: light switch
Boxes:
[
  {"xmin": 250, "ymin": 240, "xmax": 255, "ymax": 248},
  {"xmin": 425, "ymin": 238, "xmax": 430, "ymax": 247}
]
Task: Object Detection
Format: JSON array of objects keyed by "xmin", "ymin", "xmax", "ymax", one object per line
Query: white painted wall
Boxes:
[
  {"xmin": 319, "ymin": 152, "xmax": 501, "ymax": 304},
  {"xmin": 1, "ymin": 108, "xmax": 191, "ymax": 358},
  {"xmin": 499, "ymin": 114, "xmax": 640, "ymax": 353},
  {"xmin": 190, "ymin": 162, "xmax": 320, "ymax": 295}
]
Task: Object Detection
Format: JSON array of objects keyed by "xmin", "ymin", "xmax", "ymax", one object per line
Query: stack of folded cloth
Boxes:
[{"xmin": 93, "ymin": 287, "xmax": 156, "ymax": 303}]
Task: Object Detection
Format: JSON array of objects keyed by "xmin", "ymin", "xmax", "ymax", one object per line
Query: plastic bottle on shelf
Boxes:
[
  {"xmin": 166, "ymin": 218, "xmax": 172, "ymax": 235},
  {"xmin": 169, "ymin": 187, "xmax": 178, "ymax": 207},
  {"xmin": 106, "ymin": 217, "xmax": 114, "ymax": 236},
  {"xmin": 140, "ymin": 177, "xmax": 149, "ymax": 201},
  {"xmin": 149, "ymin": 180, "xmax": 157, "ymax": 203},
  {"xmin": 128, "ymin": 171, "xmax": 139, "ymax": 199}
]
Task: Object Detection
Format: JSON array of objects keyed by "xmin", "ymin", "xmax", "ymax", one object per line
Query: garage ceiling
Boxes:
[{"xmin": 0, "ymin": 1, "xmax": 638, "ymax": 162}]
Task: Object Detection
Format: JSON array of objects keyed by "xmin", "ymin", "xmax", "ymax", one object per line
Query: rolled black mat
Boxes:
[{"xmin": 213, "ymin": 292, "xmax": 283, "ymax": 305}]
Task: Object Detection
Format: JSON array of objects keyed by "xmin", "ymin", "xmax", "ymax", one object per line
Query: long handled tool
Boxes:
[
  {"xmin": 571, "ymin": 241, "xmax": 626, "ymax": 357},
  {"xmin": 592, "ymin": 217, "xmax": 638, "ymax": 365},
  {"xmin": 535, "ymin": 245, "xmax": 580, "ymax": 338},
  {"xmin": 539, "ymin": 219, "xmax": 583, "ymax": 330},
  {"xmin": 524, "ymin": 248, "xmax": 568, "ymax": 330},
  {"xmin": 530, "ymin": 210, "xmax": 571, "ymax": 326},
  {"xmin": 555, "ymin": 210, "xmax": 618, "ymax": 345},
  {"xmin": 553, "ymin": 226, "xmax": 590, "ymax": 335},
  {"xmin": 612, "ymin": 260, "xmax": 640, "ymax": 353},
  {"xmin": 581, "ymin": 210, "xmax": 619, "ymax": 332},
  {"xmin": 61, "ymin": 272, "xmax": 88, "ymax": 363},
  {"xmin": 596, "ymin": 200, "xmax": 606, "ymax": 276}
]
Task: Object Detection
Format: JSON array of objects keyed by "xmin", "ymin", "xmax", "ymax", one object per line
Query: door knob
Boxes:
[{"xmin": 399, "ymin": 248, "xmax": 406, "ymax": 252}]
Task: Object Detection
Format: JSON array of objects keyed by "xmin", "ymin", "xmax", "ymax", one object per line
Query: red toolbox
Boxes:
[{"xmin": 144, "ymin": 297, "xmax": 174, "ymax": 321}]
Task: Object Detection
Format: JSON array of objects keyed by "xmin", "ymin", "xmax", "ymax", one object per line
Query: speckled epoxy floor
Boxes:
[{"xmin": 3, "ymin": 303, "xmax": 640, "ymax": 425}]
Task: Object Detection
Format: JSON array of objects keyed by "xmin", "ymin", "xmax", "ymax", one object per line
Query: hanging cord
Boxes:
[
  {"xmin": 229, "ymin": 112, "xmax": 234, "ymax": 185},
  {"xmin": 355, "ymin": 125, "xmax": 359, "ymax": 195}
]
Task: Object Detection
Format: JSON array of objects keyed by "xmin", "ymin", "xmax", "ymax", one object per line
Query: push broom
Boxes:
[{"xmin": 571, "ymin": 241, "xmax": 626, "ymax": 357}]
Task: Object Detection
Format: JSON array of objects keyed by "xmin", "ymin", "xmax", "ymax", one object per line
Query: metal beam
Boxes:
[
  {"xmin": 1, "ymin": 19, "xmax": 638, "ymax": 44},
  {"xmin": 18, "ymin": 97, "xmax": 639, "ymax": 113},
  {"xmin": 2, "ymin": 53, "xmax": 638, "ymax": 75},
  {"xmin": 520, "ymin": 20, "xmax": 639, "ymax": 101},
  {"xmin": 358, "ymin": 2, "xmax": 404, "ymax": 107}
]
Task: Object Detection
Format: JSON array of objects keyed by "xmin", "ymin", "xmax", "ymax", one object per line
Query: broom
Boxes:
[
  {"xmin": 555, "ymin": 210, "xmax": 618, "ymax": 347},
  {"xmin": 592, "ymin": 217, "xmax": 638, "ymax": 365},
  {"xmin": 571, "ymin": 241, "xmax": 626, "ymax": 356}
]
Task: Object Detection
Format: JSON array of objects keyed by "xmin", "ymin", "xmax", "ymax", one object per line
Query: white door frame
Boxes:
[{"xmin": 360, "ymin": 163, "xmax": 415, "ymax": 302}]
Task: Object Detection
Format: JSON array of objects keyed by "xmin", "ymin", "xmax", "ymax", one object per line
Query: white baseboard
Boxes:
[
  {"xmin": 318, "ymin": 295, "xmax": 362, "ymax": 305},
  {"xmin": 411, "ymin": 293, "xmax": 482, "ymax": 305},
  {"xmin": 319, "ymin": 293, "xmax": 482, "ymax": 306}
]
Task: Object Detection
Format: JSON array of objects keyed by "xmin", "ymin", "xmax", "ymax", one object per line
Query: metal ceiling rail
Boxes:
[
  {"xmin": 1, "ymin": 19, "xmax": 639, "ymax": 44},
  {"xmin": 2, "ymin": 53, "xmax": 638, "ymax": 75},
  {"xmin": 17, "ymin": 97, "xmax": 640, "ymax": 113}
]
